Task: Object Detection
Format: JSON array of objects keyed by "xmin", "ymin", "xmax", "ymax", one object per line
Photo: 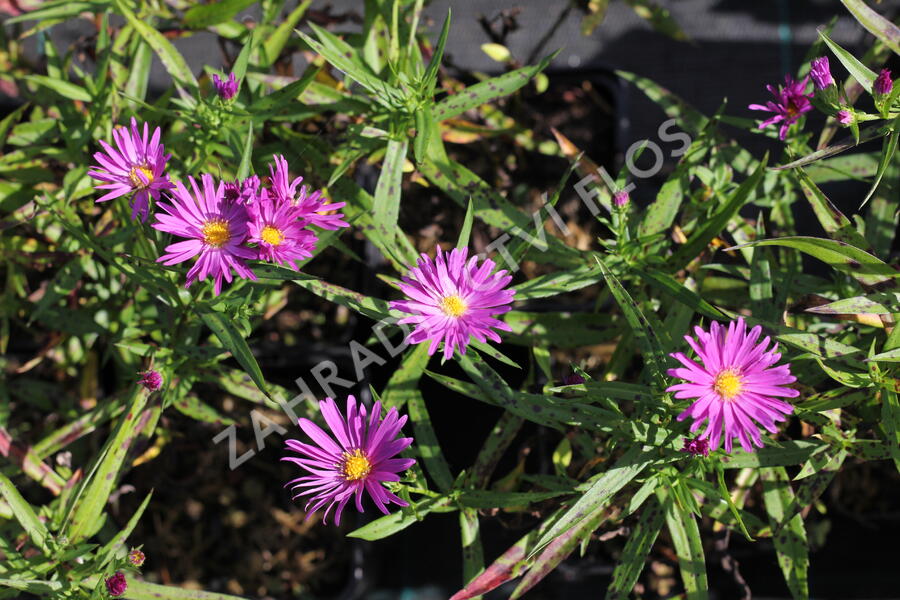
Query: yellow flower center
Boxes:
[
  {"xmin": 260, "ymin": 225, "xmax": 285, "ymax": 246},
  {"xmin": 129, "ymin": 165, "xmax": 154, "ymax": 188},
  {"xmin": 341, "ymin": 449, "xmax": 371, "ymax": 481},
  {"xmin": 714, "ymin": 369, "xmax": 743, "ymax": 401},
  {"xmin": 201, "ymin": 219, "xmax": 231, "ymax": 247},
  {"xmin": 438, "ymin": 295, "xmax": 467, "ymax": 318}
]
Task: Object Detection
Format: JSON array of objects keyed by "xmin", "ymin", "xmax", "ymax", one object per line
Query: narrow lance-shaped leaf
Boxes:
[
  {"xmin": 198, "ymin": 307, "xmax": 269, "ymax": 398},
  {"xmin": 0, "ymin": 472, "xmax": 51, "ymax": 553},
  {"xmin": 661, "ymin": 488, "xmax": 709, "ymax": 600},
  {"xmin": 373, "ymin": 138, "xmax": 408, "ymax": 233},
  {"xmin": 840, "ymin": 0, "xmax": 900, "ymax": 55},
  {"xmin": 760, "ymin": 467, "xmax": 810, "ymax": 600},
  {"xmin": 818, "ymin": 28, "xmax": 877, "ymax": 92},
  {"xmin": 605, "ymin": 495, "xmax": 666, "ymax": 600}
]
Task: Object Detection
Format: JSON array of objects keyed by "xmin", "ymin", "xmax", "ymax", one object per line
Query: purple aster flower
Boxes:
[
  {"xmin": 748, "ymin": 75, "xmax": 813, "ymax": 141},
  {"xmin": 223, "ymin": 175, "xmax": 260, "ymax": 205},
  {"xmin": 267, "ymin": 155, "xmax": 349, "ymax": 230},
  {"xmin": 138, "ymin": 370, "xmax": 162, "ymax": 392},
  {"xmin": 837, "ymin": 109, "xmax": 853, "ymax": 125},
  {"xmin": 283, "ymin": 395, "xmax": 416, "ymax": 525},
  {"xmin": 389, "ymin": 246, "xmax": 515, "ymax": 360},
  {"xmin": 212, "ymin": 72, "xmax": 239, "ymax": 101},
  {"xmin": 88, "ymin": 117, "xmax": 173, "ymax": 221},
  {"xmin": 247, "ymin": 190, "xmax": 319, "ymax": 269},
  {"xmin": 105, "ymin": 572, "xmax": 127, "ymax": 597},
  {"xmin": 875, "ymin": 68, "xmax": 893, "ymax": 96},
  {"xmin": 666, "ymin": 318, "xmax": 798, "ymax": 454},
  {"xmin": 613, "ymin": 190, "xmax": 630, "ymax": 208},
  {"xmin": 127, "ymin": 548, "xmax": 146, "ymax": 567},
  {"xmin": 809, "ymin": 56, "xmax": 834, "ymax": 90},
  {"xmin": 680, "ymin": 437, "xmax": 710, "ymax": 457},
  {"xmin": 153, "ymin": 174, "xmax": 257, "ymax": 296}
]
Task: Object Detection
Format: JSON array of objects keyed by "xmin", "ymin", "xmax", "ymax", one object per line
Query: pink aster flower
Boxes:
[
  {"xmin": 88, "ymin": 117, "xmax": 173, "ymax": 221},
  {"xmin": 809, "ymin": 56, "xmax": 833, "ymax": 90},
  {"xmin": 267, "ymin": 155, "xmax": 348, "ymax": 230},
  {"xmin": 283, "ymin": 395, "xmax": 416, "ymax": 525},
  {"xmin": 666, "ymin": 318, "xmax": 799, "ymax": 454},
  {"xmin": 748, "ymin": 75, "xmax": 813, "ymax": 140},
  {"xmin": 137, "ymin": 370, "xmax": 162, "ymax": 392},
  {"xmin": 153, "ymin": 174, "xmax": 257, "ymax": 296},
  {"xmin": 389, "ymin": 246, "xmax": 515, "ymax": 360},
  {"xmin": 105, "ymin": 572, "xmax": 127, "ymax": 597},
  {"xmin": 212, "ymin": 71, "xmax": 239, "ymax": 101},
  {"xmin": 247, "ymin": 190, "xmax": 318, "ymax": 269}
]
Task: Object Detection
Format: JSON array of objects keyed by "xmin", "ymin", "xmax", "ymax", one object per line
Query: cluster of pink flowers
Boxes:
[{"xmin": 88, "ymin": 118, "xmax": 347, "ymax": 296}]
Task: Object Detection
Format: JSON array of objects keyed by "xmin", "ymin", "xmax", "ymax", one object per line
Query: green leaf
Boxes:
[
  {"xmin": 774, "ymin": 125, "xmax": 885, "ymax": 170},
  {"xmin": 723, "ymin": 441, "xmax": 828, "ymax": 469},
  {"xmin": 0, "ymin": 580, "xmax": 62, "ymax": 594},
  {"xmin": 0, "ymin": 472, "xmax": 51, "ymax": 553},
  {"xmin": 298, "ymin": 24, "xmax": 403, "ymax": 105},
  {"xmin": 423, "ymin": 9, "xmax": 451, "ymax": 95},
  {"xmin": 115, "ymin": 0, "xmax": 198, "ymax": 89},
  {"xmin": 96, "ymin": 490, "xmax": 153, "ymax": 564},
  {"xmin": 248, "ymin": 66, "xmax": 320, "ymax": 114},
  {"xmin": 373, "ymin": 138, "xmax": 408, "ymax": 233},
  {"xmin": 840, "ymin": 0, "xmax": 900, "ymax": 55},
  {"xmin": 531, "ymin": 445, "xmax": 653, "ymax": 554},
  {"xmin": 805, "ymin": 292, "xmax": 899, "ymax": 315},
  {"xmin": 661, "ymin": 488, "xmax": 708, "ymax": 600},
  {"xmin": 512, "ymin": 263, "xmax": 601, "ymax": 300},
  {"xmin": 793, "ymin": 168, "xmax": 871, "ymax": 249},
  {"xmin": 198, "ymin": 307, "xmax": 269, "ymax": 398},
  {"xmin": 459, "ymin": 508, "xmax": 484, "ymax": 591},
  {"xmin": 861, "ymin": 116, "xmax": 900, "ymax": 209},
  {"xmin": 503, "ymin": 311, "xmax": 618, "ymax": 348},
  {"xmin": 433, "ymin": 51, "xmax": 558, "ymax": 121},
  {"xmin": 605, "ymin": 496, "xmax": 665, "ymax": 600},
  {"xmin": 235, "ymin": 123, "xmax": 253, "ymax": 180},
  {"xmin": 637, "ymin": 269, "xmax": 726, "ymax": 321},
  {"xmin": 728, "ymin": 236, "xmax": 897, "ymax": 288},
  {"xmin": 183, "ymin": 0, "xmax": 257, "ymax": 28},
  {"xmin": 260, "ymin": 0, "xmax": 312, "ymax": 67},
  {"xmin": 286, "ymin": 274, "xmax": 393, "ymax": 321},
  {"xmin": 881, "ymin": 386, "xmax": 900, "ymax": 473},
  {"xmin": 761, "ymin": 467, "xmax": 809, "ymax": 600},
  {"xmin": 65, "ymin": 388, "xmax": 150, "ymax": 543},
  {"xmin": 347, "ymin": 495, "xmax": 455, "ymax": 540},
  {"xmin": 407, "ymin": 390, "xmax": 454, "ymax": 492},
  {"xmin": 112, "ymin": 579, "xmax": 248, "ymax": 600},
  {"xmin": 669, "ymin": 156, "xmax": 766, "ymax": 269},
  {"xmin": 457, "ymin": 198, "xmax": 475, "ymax": 250},
  {"xmin": 511, "ymin": 501, "xmax": 606, "ymax": 599},
  {"xmin": 23, "ymin": 75, "xmax": 91, "ymax": 102},
  {"xmin": 868, "ymin": 347, "xmax": 900, "ymax": 362},
  {"xmin": 818, "ymin": 28, "xmax": 877, "ymax": 93},
  {"xmin": 595, "ymin": 257, "xmax": 668, "ymax": 387}
]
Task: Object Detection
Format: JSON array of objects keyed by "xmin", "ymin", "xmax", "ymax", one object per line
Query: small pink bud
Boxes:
[
  {"xmin": 874, "ymin": 69, "xmax": 893, "ymax": 95},
  {"xmin": 836, "ymin": 110, "xmax": 853, "ymax": 125},
  {"xmin": 613, "ymin": 190, "xmax": 630, "ymax": 208},
  {"xmin": 128, "ymin": 548, "xmax": 145, "ymax": 567},
  {"xmin": 681, "ymin": 437, "xmax": 710, "ymax": 457},
  {"xmin": 138, "ymin": 370, "xmax": 162, "ymax": 392}
]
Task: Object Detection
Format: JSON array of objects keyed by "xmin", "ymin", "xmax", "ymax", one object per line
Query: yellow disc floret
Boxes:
[
  {"xmin": 260, "ymin": 225, "xmax": 285, "ymax": 246},
  {"xmin": 202, "ymin": 219, "xmax": 231, "ymax": 247},
  {"xmin": 129, "ymin": 164, "xmax": 154, "ymax": 188},
  {"xmin": 341, "ymin": 448, "xmax": 371, "ymax": 481},
  {"xmin": 714, "ymin": 368, "xmax": 743, "ymax": 401},
  {"xmin": 438, "ymin": 295, "xmax": 468, "ymax": 318}
]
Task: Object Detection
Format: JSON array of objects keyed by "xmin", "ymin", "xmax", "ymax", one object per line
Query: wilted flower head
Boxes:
[
  {"xmin": 666, "ymin": 318, "xmax": 798, "ymax": 454},
  {"xmin": 127, "ymin": 548, "xmax": 145, "ymax": 567},
  {"xmin": 748, "ymin": 75, "xmax": 813, "ymax": 140},
  {"xmin": 153, "ymin": 174, "xmax": 257, "ymax": 296},
  {"xmin": 613, "ymin": 190, "xmax": 630, "ymax": 208},
  {"xmin": 390, "ymin": 246, "xmax": 515, "ymax": 360},
  {"xmin": 247, "ymin": 190, "xmax": 318, "ymax": 269},
  {"xmin": 681, "ymin": 437, "xmax": 710, "ymax": 457},
  {"xmin": 283, "ymin": 395, "xmax": 416, "ymax": 525},
  {"xmin": 138, "ymin": 370, "xmax": 162, "ymax": 392},
  {"xmin": 563, "ymin": 373, "xmax": 585, "ymax": 385},
  {"xmin": 809, "ymin": 56, "xmax": 834, "ymax": 90},
  {"xmin": 105, "ymin": 572, "xmax": 127, "ymax": 597},
  {"xmin": 875, "ymin": 68, "xmax": 893, "ymax": 95},
  {"xmin": 223, "ymin": 175, "xmax": 260, "ymax": 205},
  {"xmin": 836, "ymin": 109, "xmax": 854, "ymax": 126},
  {"xmin": 88, "ymin": 117, "xmax": 173, "ymax": 221},
  {"xmin": 267, "ymin": 155, "xmax": 348, "ymax": 230},
  {"xmin": 212, "ymin": 72, "xmax": 239, "ymax": 101}
]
